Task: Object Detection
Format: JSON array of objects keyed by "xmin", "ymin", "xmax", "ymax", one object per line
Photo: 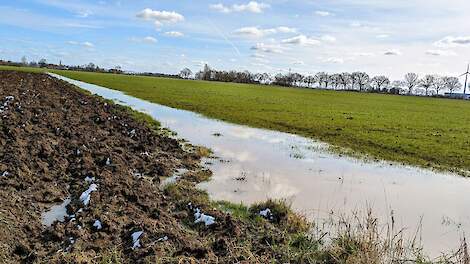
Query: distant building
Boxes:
[{"xmin": 444, "ymin": 93, "xmax": 470, "ymax": 100}]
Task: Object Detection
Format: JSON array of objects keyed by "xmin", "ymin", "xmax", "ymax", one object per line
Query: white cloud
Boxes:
[
  {"xmin": 251, "ymin": 43, "xmax": 283, "ymax": 53},
  {"xmin": 281, "ymin": 35, "xmax": 320, "ymax": 46},
  {"xmin": 434, "ymin": 36, "xmax": 470, "ymax": 48},
  {"xmin": 425, "ymin": 49, "xmax": 456, "ymax": 56},
  {"xmin": 76, "ymin": 10, "xmax": 92, "ymax": 18},
  {"xmin": 210, "ymin": 2, "xmax": 270, "ymax": 14},
  {"xmin": 209, "ymin": 3, "xmax": 231, "ymax": 13},
  {"xmin": 276, "ymin": 26, "xmax": 297, "ymax": 33},
  {"xmin": 376, "ymin": 34, "xmax": 390, "ymax": 39},
  {"xmin": 233, "ymin": 26, "xmax": 296, "ymax": 38},
  {"xmin": 350, "ymin": 22, "xmax": 364, "ymax": 27},
  {"xmin": 83, "ymin": 41, "xmax": 94, "ymax": 48},
  {"xmin": 251, "ymin": 53, "xmax": 266, "ymax": 58},
  {"xmin": 354, "ymin": 52, "xmax": 375, "ymax": 57},
  {"xmin": 324, "ymin": 57, "xmax": 344, "ymax": 64},
  {"xmin": 67, "ymin": 41, "xmax": 94, "ymax": 48},
  {"xmin": 384, "ymin": 49, "xmax": 401, "ymax": 56},
  {"xmin": 164, "ymin": 31, "xmax": 184, "ymax": 37},
  {"xmin": 321, "ymin": 35, "xmax": 336, "ymax": 43},
  {"xmin": 292, "ymin": 60, "xmax": 305, "ymax": 65},
  {"xmin": 143, "ymin": 36, "xmax": 158, "ymax": 43},
  {"xmin": 130, "ymin": 36, "xmax": 158, "ymax": 44},
  {"xmin": 136, "ymin": 8, "xmax": 184, "ymax": 27},
  {"xmin": 315, "ymin": 11, "xmax": 331, "ymax": 17}
]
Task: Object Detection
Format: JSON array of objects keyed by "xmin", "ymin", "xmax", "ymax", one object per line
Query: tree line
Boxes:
[{"xmin": 184, "ymin": 65, "xmax": 464, "ymax": 96}]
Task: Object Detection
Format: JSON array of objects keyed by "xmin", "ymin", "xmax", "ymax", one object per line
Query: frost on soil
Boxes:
[
  {"xmin": 93, "ymin": 220, "xmax": 102, "ymax": 230},
  {"xmin": 187, "ymin": 203, "xmax": 216, "ymax": 226},
  {"xmin": 131, "ymin": 231, "xmax": 144, "ymax": 249},
  {"xmin": 259, "ymin": 208, "xmax": 274, "ymax": 220},
  {"xmin": 79, "ymin": 184, "xmax": 98, "ymax": 206}
]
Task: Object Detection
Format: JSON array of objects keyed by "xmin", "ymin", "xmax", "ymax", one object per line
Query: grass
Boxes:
[{"xmin": 2, "ymin": 65, "xmax": 470, "ymax": 175}]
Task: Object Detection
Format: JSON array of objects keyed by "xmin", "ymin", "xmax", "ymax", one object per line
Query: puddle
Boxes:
[
  {"xmin": 49, "ymin": 73, "xmax": 470, "ymax": 257},
  {"xmin": 42, "ymin": 197, "xmax": 71, "ymax": 227}
]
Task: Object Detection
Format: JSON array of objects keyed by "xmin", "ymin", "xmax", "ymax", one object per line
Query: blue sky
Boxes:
[{"xmin": 1, "ymin": 0, "xmax": 470, "ymax": 79}]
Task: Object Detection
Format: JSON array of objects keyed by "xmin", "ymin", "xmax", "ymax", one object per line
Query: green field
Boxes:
[{"xmin": 2, "ymin": 65, "xmax": 470, "ymax": 175}]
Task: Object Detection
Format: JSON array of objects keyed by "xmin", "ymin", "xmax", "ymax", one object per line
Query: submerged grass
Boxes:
[{"xmin": 1, "ymin": 65, "xmax": 469, "ymax": 175}]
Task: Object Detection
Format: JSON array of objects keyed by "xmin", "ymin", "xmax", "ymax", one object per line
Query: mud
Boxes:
[{"xmin": 0, "ymin": 71, "xmax": 303, "ymax": 263}]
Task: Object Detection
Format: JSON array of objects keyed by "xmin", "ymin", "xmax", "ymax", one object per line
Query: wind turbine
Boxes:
[{"xmin": 460, "ymin": 64, "xmax": 470, "ymax": 95}]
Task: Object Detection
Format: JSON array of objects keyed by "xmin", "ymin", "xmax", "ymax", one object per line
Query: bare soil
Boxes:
[{"xmin": 0, "ymin": 71, "xmax": 312, "ymax": 263}]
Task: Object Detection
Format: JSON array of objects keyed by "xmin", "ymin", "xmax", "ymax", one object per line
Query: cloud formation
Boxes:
[
  {"xmin": 233, "ymin": 26, "xmax": 296, "ymax": 38},
  {"xmin": 251, "ymin": 43, "xmax": 283, "ymax": 53},
  {"xmin": 210, "ymin": 2, "xmax": 270, "ymax": 13},
  {"xmin": 384, "ymin": 49, "xmax": 401, "ymax": 56},
  {"xmin": 315, "ymin": 11, "xmax": 331, "ymax": 17},
  {"xmin": 136, "ymin": 8, "xmax": 184, "ymax": 27},
  {"xmin": 164, "ymin": 31, "xmax": 184, "ymax": 37},
  {"xmin": 281, "ymin": 35, "xmax": 320, "ymax": 46},
  {"xmin": 434, "ymin": 36, "xmax": 470, "ymax": 48}
]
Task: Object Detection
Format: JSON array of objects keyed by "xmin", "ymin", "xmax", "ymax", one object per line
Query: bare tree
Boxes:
[
  {"xmin": 433, "ymin": 76, "xmax": 445, "ymax": 96},
  {"xmin": 355, "ymin": 72, "xmax": 370, "ymax": 91},
  {"xmin": 304, "ymin": 75, "xmax": 315, "ymax": 88},
  {"xmin": 338, "ymin": 72, "xmax": 351, "ymax": 89},
  {"xmin": 179, "ymin": 68, "xmax": 193, "ymax": 79},
  {"xmin": 444, "ymin": 76, "xmax": 462, "ymax": 94},
  {"xmin": 419, "ymin": 75, "xmax": 435, "ymax": 96},
  {"xmin": 331, "ymin": 73, "xmax": 341, "ymax": 90},
  {"xmin": 38, "ymin": 58, "xmax": 47, "ymax": 68},
  {"xmin": 390, "ymin": 80, "xmax": 405, "ymax": 94},
  {"xmin": 403, "ymin": 73, "xmax": 419, "ymax": 94},
  {"xmin": 21, "ymin": 56, "xmax": 28, "ymax": 66},
  {"xmin": 323, "ymin": 73, "xmax": 331, "ymax": 88},
  {"xmin": 371, "ymin": 76, "xmax": 390, "ymax": 91},
  {"xmin": 315, "ymin": 72, "xmax": 327, "ymax": 88}
]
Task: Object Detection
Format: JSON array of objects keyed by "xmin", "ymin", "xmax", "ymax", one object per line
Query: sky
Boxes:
[{"xmin": 1, "ymin": 0, "xmax": 470, "ymax": 79}]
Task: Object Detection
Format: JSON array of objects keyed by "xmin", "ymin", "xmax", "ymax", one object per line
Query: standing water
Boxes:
[{"xmin": 50, "ymin": 73, "xmax": 470, "ymax": 257}]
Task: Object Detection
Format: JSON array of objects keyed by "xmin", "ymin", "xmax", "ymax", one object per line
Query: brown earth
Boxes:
[{"xmin": 0, "ymin": 71, "xmax": 313, "ymax": 263}]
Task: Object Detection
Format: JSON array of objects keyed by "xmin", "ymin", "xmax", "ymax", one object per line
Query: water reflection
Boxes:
[{"xmin": 50, "ymin": 73, "xmax": 470, "ymax": 257}]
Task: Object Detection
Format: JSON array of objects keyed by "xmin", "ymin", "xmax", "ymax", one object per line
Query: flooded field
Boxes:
[{"xmin": 51, "ymin": 73, "xmax": 470, "ymax": 257}]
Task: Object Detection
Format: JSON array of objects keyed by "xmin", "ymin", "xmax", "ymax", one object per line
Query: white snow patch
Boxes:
[
  {"xmin": 131, "ymin": 231, "xmax": 144, "ymax": 249},
  {"xmin": 259, "ymin": 208, "xmax": 274, "ymax": 220},
  {"xmin": 106, "ymin": 158, "xmax": 111, "ymax": 166},
  {"xmin": 1, "ymin": 171, "xmax": 9, "ymax": 177},
  {"xmin": 157, "ymin": 235, "xmax": 169, "ymax": 242},
  {"xmin": 93, "ymin": 220, "xmax": 102, "ymax": 230},
  {"xmin": 79, "ymin": 184, "xmax": 98, "ymax": 206},
  {"xmin": 84, "ymin": 176, "xmax": 95, "ymax": 183},
  {"xmin": 193, "ymin": 208, "xmax": 216, "ymax": 226}
]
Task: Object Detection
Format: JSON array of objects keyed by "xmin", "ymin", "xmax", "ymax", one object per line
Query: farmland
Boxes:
[{"xmin": 2, "ymin": 65, "xmax": 470, "ymax": 174}]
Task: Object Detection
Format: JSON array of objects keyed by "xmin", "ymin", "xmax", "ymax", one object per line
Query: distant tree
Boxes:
[
  {"xmin": 354, "ymin": 72, "xmax": 370, "ymax": 91},
  {"xmin": 338, "ymin": 72, "xmax": 351, "ymax": 89},
  {"xmin": 403, "ymin": 73, "xmax": 419, "ymax": 94},
  {"xmin": 179, "ymin": 68, "xmax": 192, "ymax": 79},
  {"xmin": 433, "ymin": 76, "xmax": 445, "ymax": 96},
  {"xmin": 200, "ymin": 64, "xmax": 212, "ymax": 81},
  {"xmin": 21, "ymin": 56, "xmax": 28, "ymax": 66},
  {"xmin": 370, "ymin": 76, "xmax": 390, "ymax": 91},
  {"xmin": 444, "ymin": 76, "xmax": 462, "ymax": 94},
  {"xmin": 390, "ymin": 80, "xmax": 404, "ymax": 94},
  {"xmin": 419, "ymin": 75, "xmax": 436, "ymax": 96},
  {"xmin": 86, "ymin": 62, "xmax": 96, "ymax": 71},
  {"xmin": 38, "ymin": 58, "xmax": 47, "ymax": 68},
  {"xmin": 315, "ymin": 72, "xmax": 327, "ymax": 88},
  {"xmin": 304, "ymin": 75, "xmax": 315, "ymax": 88},
  {"xmin": 330, "ymin": 73, "xmax": 341, "ymax": 90},
  {"xmin": 29, "ymin": 61, "xmax": 38, "ymax": 67},
  {"xmin": 291, "ymin": 73, "xmax": 304, "ymax": 87}
]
